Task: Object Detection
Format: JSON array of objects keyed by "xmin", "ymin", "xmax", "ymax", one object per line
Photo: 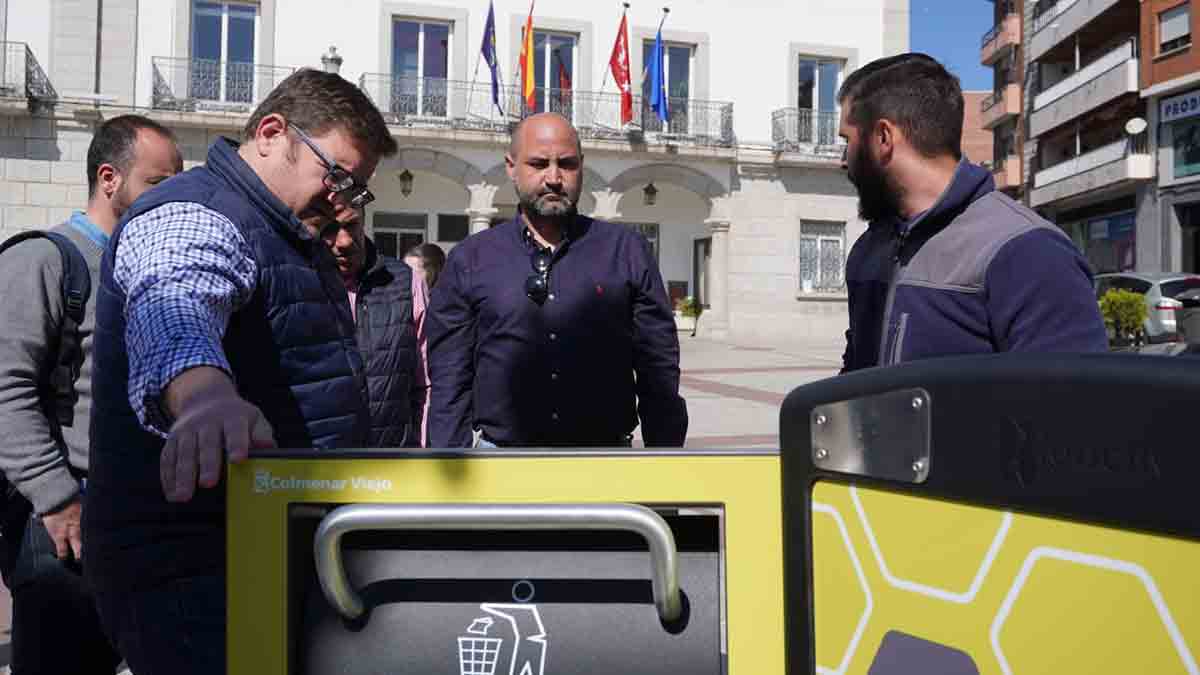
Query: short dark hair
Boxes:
[
  {"xmin": 244, "ymin": 68, "xmax": 398, "ymax": 159},
  {"xmin": 837, "ymin": 53, "xmax": 963, "ymax": 160},
  {"xmin": 407, "ymin": 242, "xmax": 446, "ymax": 288},
  {"xmin": 86, "ymin": 114, "xmax": 176, "ymax": 198}
]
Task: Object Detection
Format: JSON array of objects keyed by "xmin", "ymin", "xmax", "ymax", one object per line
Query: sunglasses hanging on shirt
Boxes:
[{"xmin": 525, "ymin": 247, "xmax": 554, "ymax": 305}]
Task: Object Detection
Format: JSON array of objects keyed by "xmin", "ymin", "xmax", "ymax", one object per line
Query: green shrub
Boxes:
[
  {"xmin": 675, "ymin": 296, "xmax": 702, "ymax": 319},
  {"xmin": 1098, "ymin": 288, "xmax": 1147, "ymax": 344}
]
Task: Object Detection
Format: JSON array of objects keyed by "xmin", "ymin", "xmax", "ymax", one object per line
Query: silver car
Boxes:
[{"xmin": 1094, "ymin": 272, "xmax": 1200, "ymax": 342}]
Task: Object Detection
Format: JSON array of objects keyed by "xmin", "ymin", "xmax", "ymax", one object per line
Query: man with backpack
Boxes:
[{"xmin": 0, "ymin": 114, "xmax": 181, "ymax": 674}]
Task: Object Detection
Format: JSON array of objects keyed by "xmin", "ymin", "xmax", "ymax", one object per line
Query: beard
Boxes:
[
  {"xmin": 516, "ymin": 185, "xmax": 578, "ymax": 220},
  {"xmin": 847, "ymin": 142, "xmax": 901, "ymax": 223}
]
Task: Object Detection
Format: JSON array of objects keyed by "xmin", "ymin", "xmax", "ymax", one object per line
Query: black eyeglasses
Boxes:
[
  {"xmin": 525, "ymin": 247, "xmax": 553, "ymax": 305},
  {"xmin": 290, "ymin": 124, "xmax": 375, "ymax": 209}
]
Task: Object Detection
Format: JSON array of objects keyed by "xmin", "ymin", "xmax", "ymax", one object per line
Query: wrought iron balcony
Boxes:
[
  {"xmin": 981, "ymin": 12, "xmax": 1021, "ymax": 65},
  {"xmin": 152, "ymin": 56, "xmax": 295, "ymax": 112},
  {"xmin": 770, "ymin": 108, "xmax": 844, "ymax": 156},
  {"xmin": 357, "ymin": 74, "xmax": 736, "ymax": 148},
  {"xmin": 0, "ymin": 42, "xmax": 56, "ymax": 101}
]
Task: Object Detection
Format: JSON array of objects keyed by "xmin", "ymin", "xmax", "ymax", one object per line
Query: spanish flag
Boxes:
[{"xmin": 519, "ymin": 1, "xmax": 536, "ymax": 111}]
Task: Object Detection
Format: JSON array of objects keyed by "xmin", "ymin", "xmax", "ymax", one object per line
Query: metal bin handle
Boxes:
[{"xmin": 313, "ymin": 503, "xmax": 683, "ymax": 623}]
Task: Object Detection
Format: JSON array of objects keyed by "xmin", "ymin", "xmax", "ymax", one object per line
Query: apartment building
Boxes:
[
  {"xmin": 1141, "ymin": 0, "xmax": 1200, "ymax": 274},
  {"xmin": 0, "ymin": 0, "xmax": 909, "ymax": 345},
  {"xmin": 1023, "ymin": 0, "xmax": 1149, "ymax": 275},
  {"xmin": 981, "ymin": 0, "xmax": 1025, "ymax": 198},
  {"xmin": 963, "ymin": 90, "xmax": 997, "ymax": 165}
]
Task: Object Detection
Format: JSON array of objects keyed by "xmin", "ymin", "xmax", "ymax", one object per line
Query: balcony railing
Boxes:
[
  {"xmin": 1033, "ymin": 0, "xmax": 1075, "ymax": 34},
  {"xmin": 0, "ymin": 42, "xmax": 56, "ymax": 101},
  {"xmin": 1033, "ymin": 39, "xmax": 1137, "ymax": 111},
  {"xmin": 1034, "ymin": 132, "xmax": 1149, "ymax": 188},
  {"xmin": 770, "ymin": 108, "xmax": 843, "ymax": 154},
  {"xmin": 981, "ymin": 10, "xmax": 1018, "ymax": 48},
  {"xmin": 982, "ymin": 87, "xmax": 1008, "ymax": 112},
  {"xmin": 357, "ymin": 74, "xmax": 736, "ymax": 148},
  {"xmin": 152, "ymin": 56, "xmax": 296, "ymax": 112}
]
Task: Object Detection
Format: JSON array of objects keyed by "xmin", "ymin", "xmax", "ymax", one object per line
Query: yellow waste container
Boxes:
[{"xmin": 227, "ymin": 448, "xmax": 786, "ymax": 675}]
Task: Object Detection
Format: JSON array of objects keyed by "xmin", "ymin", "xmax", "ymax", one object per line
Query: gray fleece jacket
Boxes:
[{"xmin": 0, "ymin": 219, "xmax": 101, "ymax": 514}]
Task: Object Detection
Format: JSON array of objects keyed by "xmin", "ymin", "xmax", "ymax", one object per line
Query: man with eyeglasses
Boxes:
[
  {"xmin": 427, "ymin": 112, "xmax": 687, "ymax": 449},
  {"xmin": 83, "ymin": 68, "xmax": 398, "ymax": 675},
  {"xmin": 320, "ymin": 209, "xmax": 431, "ymax": 447}
]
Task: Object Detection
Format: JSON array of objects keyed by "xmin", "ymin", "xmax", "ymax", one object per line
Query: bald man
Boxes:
[{"xmin": 426, "ymin": 113, "xmax": 687, "ymax": 448}]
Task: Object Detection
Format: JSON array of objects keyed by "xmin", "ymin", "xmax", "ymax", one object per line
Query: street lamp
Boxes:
[
  {"xmin": 320, "ymin": 46, "xmax": 343, "ymax": 75},
  {"xmin": 398, "ymin": 169, "xmax": 414, "ymax": 197},
  {"xmin": 643, "ymin": 182, "xmax": 658, "ymax": 206}
]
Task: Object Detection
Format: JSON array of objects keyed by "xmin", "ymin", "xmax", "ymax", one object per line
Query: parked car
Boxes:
[{"xmin": 1094, "ymin": 272, "xmax": 1200, "ymax": 343}]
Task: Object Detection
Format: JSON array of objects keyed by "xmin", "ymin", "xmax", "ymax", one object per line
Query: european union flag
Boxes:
[
  {"xmin": 481, "ymin": 1, "xmax": 502, "ymax": 113},
  {"xmin": 647, "ymin": 27, "xmax": 669, "ymax": 123}
]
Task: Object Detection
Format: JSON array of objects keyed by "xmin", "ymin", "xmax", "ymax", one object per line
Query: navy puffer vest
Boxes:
[
  {"xmin": 84, "ymin": 138, "xmax": 368, "ymax": 592},
  {"xmin": 354, "ymin": 238, "xmax": 418, "ymax": 447}
]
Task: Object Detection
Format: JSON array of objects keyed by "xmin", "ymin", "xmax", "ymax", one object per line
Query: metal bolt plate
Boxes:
[{"xmin": 810, "ymin": 387, "xmax": 932, "ymax": 483}]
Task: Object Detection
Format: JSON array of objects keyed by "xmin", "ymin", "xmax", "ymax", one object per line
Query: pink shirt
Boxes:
[
  {"xmin": 346, "ymin": 266, "xmax": 432, "ymax": 447},
  {"xmin": 408, "ymin": 266, "xmax": 431, "ymax": 447}
]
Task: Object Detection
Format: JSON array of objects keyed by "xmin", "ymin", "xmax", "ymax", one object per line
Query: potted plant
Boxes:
[
  {"xmin": 1098, "ymin": 288, "xmax": 1148, "ymax": 350},
  {"xmin": 674, "ymin": 296, "xmax": 702, "ymax": 335}
]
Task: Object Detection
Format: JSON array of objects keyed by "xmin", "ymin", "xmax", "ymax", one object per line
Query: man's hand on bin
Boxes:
[
  {"xmin": 41, "ymin": 497, "xmax": 83, "ymax": 560},
  {"xmin": 160, "ymin": 366, "xmax": 276, "ymax": 503}
]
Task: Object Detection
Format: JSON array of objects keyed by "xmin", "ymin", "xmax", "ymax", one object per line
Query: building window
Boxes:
[
  {"xmin": 437, "ymin": 214, "xmax": 470, "ymax": 242},
  {"xmin": 641, "ymin": 41, "xmax": 692, "ymax": 132},
  {"xmin": 392, "ymin": 19, "xmax": 451, "ymax": 117},
  {"xmin": 626, "ymin": 223, "xmax": 660, "ymax": 260},
  {"xmin": 796, "ymin": 57, "xmax": 841, "ymax": 145},
  {"xmin": 191, "ymin": 1, "xmax": 258, "ymax": 103},
  {"xmin": 1174, "ymin": 117, "xmax": 1200, "ymax": 179},
  {"xmin": 533, "ymin": 31, "xmax": 576, "ymax": 116},
  {"xmin": 799, "ymin": 221, "xmax": 845, "ymax": 293},
  {"xmin": 373, "ymin": 212, "xmax": 427, "ymax": 259},
  {"xmin": 1160, "ymin": 4, "xmax": 1192, "ymax": 55}
]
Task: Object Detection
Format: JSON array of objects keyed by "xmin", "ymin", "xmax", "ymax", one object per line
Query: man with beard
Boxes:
[
  {"xmin": 837, "ymin": 53, "xmax": 1107, "ymax": 373},
  {"xmin": 84, "ymin": 69, "xmax": 397, "ymax": 674},
  {"xmin": 0, "ymin": 114, "xmax": 180, "ymax": 675},
  {"xmin": 427, "ymin": 112, "xmax": 687, "ymax": 448},
  {"xmin": 321, "ymin": 209, "xmax": 430, "ymax": 447}
]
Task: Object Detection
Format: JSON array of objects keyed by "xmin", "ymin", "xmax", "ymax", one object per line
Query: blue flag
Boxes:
[
  {"xmin": 481, "ymin": 1, "xmax": 502, "ymax": 113},
  {"xmin": 647, "ymin": 27, "xmax": 669, "ymax": 123}
]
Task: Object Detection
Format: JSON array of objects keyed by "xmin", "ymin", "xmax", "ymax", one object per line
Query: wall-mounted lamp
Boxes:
[
  {"xmin": 398, "ymin": 169, "xmax": 414, "ymax": 197},
  {"xmin": 643, "ymin": 182, "xmax": 658, "ymax": 206}
]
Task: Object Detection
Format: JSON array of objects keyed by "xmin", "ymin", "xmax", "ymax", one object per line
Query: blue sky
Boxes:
[{"xmin": 909, "ymin": 0, "xmax": 994, "ymax": 91}]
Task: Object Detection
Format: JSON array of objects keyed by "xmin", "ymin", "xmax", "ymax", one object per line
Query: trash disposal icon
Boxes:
[
  {"xmin": 458, "ymin": 617, "xmax": 503, "ymax": 675},
  {"xmin": 457, "ymin": 604, "xmax": 548, "ymax": 675}
]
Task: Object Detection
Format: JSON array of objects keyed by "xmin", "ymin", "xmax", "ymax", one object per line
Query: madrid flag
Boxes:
[{"xmin": 608, "ymin": 12, "xmax": 633, "ymax": 126}]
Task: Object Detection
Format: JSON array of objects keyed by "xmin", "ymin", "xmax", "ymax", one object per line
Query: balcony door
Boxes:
[
  {"xmin": 532, "ymin": 31, "xmax": 577, "ymax": 118},
  {"xmin": 797, "ymin": 57, "xmax": 840, "ymax": 145},
  {"xmin": 642, "ymin": 41, "xmax": 691, "ymax": 133},
  {"xmin": 392, "ymin": 20, "xmax": 451, "ymax": 118},
  {"xmin": 191, "ymin": 1, "xmax": 258, "ymax": 103}
]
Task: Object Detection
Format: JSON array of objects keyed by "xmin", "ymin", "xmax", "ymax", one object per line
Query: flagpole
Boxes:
[{"xmin": 592, "ymin": 2, "xmax": 629, "ymax": 130}]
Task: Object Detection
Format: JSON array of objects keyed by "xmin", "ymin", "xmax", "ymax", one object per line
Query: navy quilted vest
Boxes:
[
  {"xmin": 85, "ymin": 138, "xmax": 368, "ymax": 591},
  {"xmin": 354, "ymin": 238, "xmax": 417, "ymax": 447}
]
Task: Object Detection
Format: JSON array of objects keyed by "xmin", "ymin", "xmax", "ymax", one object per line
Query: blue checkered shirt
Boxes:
[{"xmin": 114, "ymin": 202, "xmax": 258, "ymax": 436}]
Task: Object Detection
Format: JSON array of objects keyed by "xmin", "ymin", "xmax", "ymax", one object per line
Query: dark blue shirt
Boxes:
[{"xmin": 427, "ymin": 216, "xmax": 688, "ymax": 447}]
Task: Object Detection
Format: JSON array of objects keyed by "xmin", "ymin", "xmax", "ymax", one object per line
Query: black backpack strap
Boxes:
[{"xmin": 0, "ymin": 230, "xmax": 92, "ymax": 428}]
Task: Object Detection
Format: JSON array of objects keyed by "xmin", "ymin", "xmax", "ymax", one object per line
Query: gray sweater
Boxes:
[{"xmin": 0, "ymin": 221, "xmax": 102, "ymax": 514}]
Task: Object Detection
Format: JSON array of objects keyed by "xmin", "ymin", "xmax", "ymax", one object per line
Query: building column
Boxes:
[
  {"xmin": 702, "ymin": 200, "xmax": 732, "ymax": 339},
  {"xmin": 466, "ymin": 183, "xmax": 499, "ymax": 234},
  {"xmin": 589, "ymin": 189, "xmax": 623, "ymax": 221}
]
